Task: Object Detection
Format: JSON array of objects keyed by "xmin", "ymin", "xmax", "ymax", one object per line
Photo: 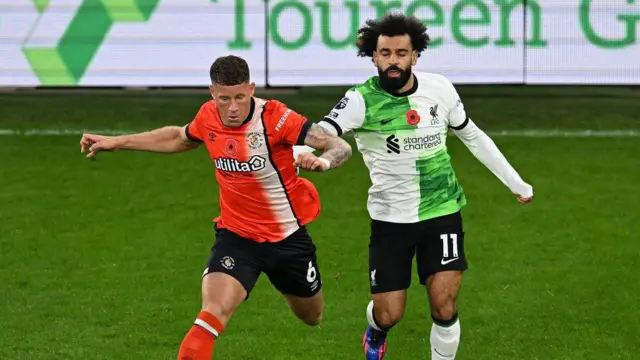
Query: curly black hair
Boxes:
[{"xmin": 356, "ymin": 13, "xmax": 430, "ymax": 58}]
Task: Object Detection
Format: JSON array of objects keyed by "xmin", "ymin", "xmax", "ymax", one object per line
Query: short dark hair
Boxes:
[
  {"xmin": 209, "ymin": 55, "xmax": 250, "ymax": 85},
  {"xmin": 356, "ymin": 13, "xmax": 430, "ymax": 58}
]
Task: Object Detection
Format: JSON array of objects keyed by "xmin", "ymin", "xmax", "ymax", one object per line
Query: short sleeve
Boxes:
[
  {"xmin": 320, "ymin": 89, "xmax": 366, "ymax": 136},
  {"xmin": 267, "ymin": 101, "xmax": 312, "ymax": 146},
  {"xmin": 185, "ymin": 105, "xmax": 205, "ymax": 142}
]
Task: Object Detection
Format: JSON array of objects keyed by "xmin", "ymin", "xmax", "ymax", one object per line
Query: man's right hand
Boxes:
[
  {"xmin": 294, "ymin": 152, "xmax": 331, "ymax": 172},
  {"xmin": 80, "ymin": 134, "xmax": 120, "ymax": 158},
  {"xmin": 516, "ymin": 183, "xmax": 534, "ymax": 204}
]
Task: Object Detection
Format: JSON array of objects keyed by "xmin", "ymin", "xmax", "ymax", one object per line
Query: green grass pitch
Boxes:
[{"xmin": 1, "ymin": 86, "xmax": 639, "ymax": 359}]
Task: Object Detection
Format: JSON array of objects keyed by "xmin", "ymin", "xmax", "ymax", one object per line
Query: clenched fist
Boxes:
[{"xmin": 294, "ymin": 152, "xmax": 331, "ymax": 172}]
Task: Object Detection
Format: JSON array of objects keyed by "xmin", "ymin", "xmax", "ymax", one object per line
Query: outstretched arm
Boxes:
[
  {"xmin": 451, "ymin": 118, "xmax": 533, "ymax": 203},
  {"xmin": 443, "ymin": 76, "xmax": 532, "ymax": 203},
  {"xmin": 295, "ymin": 123, "xmax": 352, "ymax": 172},
  {"xmin": 80, "ymin": 125, "xmax": 200, "ymax": 158}
]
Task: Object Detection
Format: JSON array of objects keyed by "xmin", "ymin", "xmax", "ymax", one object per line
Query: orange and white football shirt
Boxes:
[{"xmin": 185, "ymin": 97, "xmax": 321, "ymax": 243}]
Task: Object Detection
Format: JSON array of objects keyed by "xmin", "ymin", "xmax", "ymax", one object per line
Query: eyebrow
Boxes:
[{"xmin": 379, "ymin": 48, "xmax": 410, "ymax": 52}]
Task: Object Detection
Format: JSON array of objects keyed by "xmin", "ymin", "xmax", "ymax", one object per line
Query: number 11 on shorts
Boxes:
[{"xmin": 440, "ymin": 234, "xmax": 459, "ymax": 258}]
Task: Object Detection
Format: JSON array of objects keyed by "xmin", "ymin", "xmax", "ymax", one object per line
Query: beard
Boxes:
[{"xmin": 378, "ymin": 65, "xmax": 412, "ymax": 92}]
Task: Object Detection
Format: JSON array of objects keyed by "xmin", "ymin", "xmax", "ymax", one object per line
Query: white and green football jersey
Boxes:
[{"xmin": 323, "ymin": 72, "xmax": 470, "ymax": 224}]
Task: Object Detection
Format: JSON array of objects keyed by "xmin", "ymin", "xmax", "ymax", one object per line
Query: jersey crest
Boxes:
[{"xmin": 429, "ymin": 104, "xmax": 439, "ymax": 125}]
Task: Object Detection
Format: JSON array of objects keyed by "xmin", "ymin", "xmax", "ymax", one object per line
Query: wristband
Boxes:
[{"xmin": 318, "ymin": 157, "xmax": 331, "ymax": 168}]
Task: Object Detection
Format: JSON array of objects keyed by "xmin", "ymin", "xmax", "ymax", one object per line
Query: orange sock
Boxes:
[{"xmin": 177, "ymin": 311, "xmax": 224, "ymax": 360}]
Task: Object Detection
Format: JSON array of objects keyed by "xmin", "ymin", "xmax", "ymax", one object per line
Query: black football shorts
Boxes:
[
  {"xmin": 368, "ymin": 211, "xmax": 467, "ymax": 294},
  {"xmin": 203, "ymin": 226, "xmax": 322, "ymax": 299}
]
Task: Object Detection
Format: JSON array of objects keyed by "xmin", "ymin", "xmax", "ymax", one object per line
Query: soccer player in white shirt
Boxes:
[{"xmin": 294, "ymin": 13, "xmax": 533, "ymax": 360}]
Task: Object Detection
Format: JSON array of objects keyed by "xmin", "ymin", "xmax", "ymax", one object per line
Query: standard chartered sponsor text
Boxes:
[{"xmin": 404, "ymin": 134, "xmax": 442, "ymax": 151}]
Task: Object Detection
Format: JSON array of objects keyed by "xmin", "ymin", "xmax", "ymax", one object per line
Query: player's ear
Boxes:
[
  {"xmin": 249, "ymin": 82, "xmax": 255, "ymax": 96},
  {"xmin": 411, "ymin": 51, "xmax": 417, "ymax": 65},
  {"xmin": 372, "ymin": 51, "xmax": 378, "ymax": 67},
  {"xmin": 209, "ymin": 84, "xmax": 215, "ymax": 99}
]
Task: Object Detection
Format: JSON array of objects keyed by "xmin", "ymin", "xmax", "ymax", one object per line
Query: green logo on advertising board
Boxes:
[
  {"xmin": 580, "ymin": 0, "xmax": 640, "ymax": 48},
  {"xmin": 11, "ymin": 0, "xmax": 637, "ymax": 86},
  {"xmin": 223, "ymin": 0, "xmax": 549, "ymax": 50},
  {"xmin": 23, "ymin": 0, "xmax": 161, "ymax": 85},
  {"xmin": 223, "ymin": 0, "xmax": 638, "ymax": 50}
]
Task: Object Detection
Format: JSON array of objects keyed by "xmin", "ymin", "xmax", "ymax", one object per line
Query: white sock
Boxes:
[
  {"xmin": 430, "ymin": 318, "xmax": 460, "ymax": 359},
  {"xmin": 366, "ymin": 300, "xmax": 383, "ymax": 331}
]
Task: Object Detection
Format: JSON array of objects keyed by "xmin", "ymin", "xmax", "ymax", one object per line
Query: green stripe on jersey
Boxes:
[
  {"xmin": 354, "ymin": 77, "xmax": 414, "ymax": 132},
  {"xmin": 417, "ymin": 149, "xmax": 466, "ymax": 221},
  {"xmin": 350, "ymin": 74, "xmax": 467, "ymax": 223}
]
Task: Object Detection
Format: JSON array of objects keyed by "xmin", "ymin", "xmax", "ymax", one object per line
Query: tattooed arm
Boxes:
[{"xmin": 295, "ymin": 123, "xmax": 352, "ymax": 172}]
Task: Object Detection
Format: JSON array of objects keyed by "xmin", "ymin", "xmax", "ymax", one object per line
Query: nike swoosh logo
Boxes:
[
  {"xmin": 441, "ymin": 258, "xmax": 459, "ymax": 265},
  {"xmin": 381, "ymin": 119, "xmax": 393, "ymax": 125},
  {"xmin": 433, "ymin": 348, "xmax": 454, "ymax": 358}
]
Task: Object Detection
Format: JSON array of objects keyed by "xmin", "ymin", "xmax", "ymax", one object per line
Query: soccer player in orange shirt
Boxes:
[{"xmin": 79, "ymin": 55, "xmax": 352, "ymax": 360}]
